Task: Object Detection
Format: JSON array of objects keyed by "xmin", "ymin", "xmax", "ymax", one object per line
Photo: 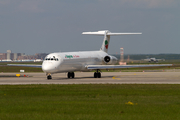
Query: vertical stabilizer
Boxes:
[
  {"xmin": 82, "ymin": 30, "xmax": 142, "ymax": 53},
  {"xmin": 100, "ymin": 30, "xmax": 110, "ymax": 53}
]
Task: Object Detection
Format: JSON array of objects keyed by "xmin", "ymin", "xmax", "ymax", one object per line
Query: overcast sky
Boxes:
[{"xmin": 0, "ymin": 0, "xmax": 179, "ymax": 55}]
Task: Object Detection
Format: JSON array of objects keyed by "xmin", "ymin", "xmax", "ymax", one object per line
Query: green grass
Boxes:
[
  {"xmin": 0, "ymin": 84, "xmax": 180, "ymax": 120},
  {"xmin": 0, "ymin": 66, "xmax": 42, "ymax": 72}
]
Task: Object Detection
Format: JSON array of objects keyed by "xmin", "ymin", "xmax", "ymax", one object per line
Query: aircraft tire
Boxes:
[
  {"xmin": 47, "ymin": 75, "xmax": 52, "ymax": 80},
  {"xmin": 94, "ymin": 72, "xmax": 97, "ymax": 78},
  {"xmin": 94, "ymin": 72, "xmax": 101, "ymax": 78},
  {"xmin": 72, "ymin": 72, "xmax": 75, "ymax": 78},
  {"xmin": 67, "ymin": 72, "xmax": 75, "ymax": 78},
  {"xmin": 67, "ymin": 72, "xmax": 71, "ymax": 78},
  {"xmin": 98, "ymin": 72, "xmax": 101, "ymax": 78}
]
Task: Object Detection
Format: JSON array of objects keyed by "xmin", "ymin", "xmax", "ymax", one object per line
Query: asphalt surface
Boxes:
[{"xmin": 0, "ymin": 72, "xmax": 180, "ymax": 85}]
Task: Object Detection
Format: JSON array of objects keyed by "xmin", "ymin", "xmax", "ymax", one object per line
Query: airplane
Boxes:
[
  {"xmin": 143, "ymin": 58, "xmax": 165, "ymax": 63},
  {"xmin": 8, "ymin": 30, "xmax": 172, "ymax": 79}
]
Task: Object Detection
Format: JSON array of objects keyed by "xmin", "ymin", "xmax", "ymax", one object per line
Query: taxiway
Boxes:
[{"xmin": 0, "ymin": 72, "xmax": 180, "ymax": 85}]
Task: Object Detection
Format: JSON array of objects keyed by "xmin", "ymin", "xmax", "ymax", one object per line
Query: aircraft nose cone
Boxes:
[
  {"xmin": 42, "ymin": 64, "xmax": 49, "ymax": 72},
  {"xmin": 42, "ymin": 62, "xmax": 55, "ymax": 73}
]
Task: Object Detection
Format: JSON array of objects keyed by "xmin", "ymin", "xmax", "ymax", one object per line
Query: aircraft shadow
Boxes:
[{"xmin": 53, "ymin": 76, "xmax": 114, "ymax": 80}]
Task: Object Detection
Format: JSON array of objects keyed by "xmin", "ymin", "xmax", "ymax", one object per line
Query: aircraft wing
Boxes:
[
  {"xmin": 7, "ymin": 64, "xmax": 42, "ymax": 68},
  {"xmin": 86, "ymin": 64, "xmax": 172, "ymax": 70}
]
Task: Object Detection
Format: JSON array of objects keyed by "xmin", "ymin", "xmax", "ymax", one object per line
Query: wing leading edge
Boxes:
[
  {"xmin": 86, "ymin": 64, "xmax": 172, "ymax": 70},
  {"xmin": 7, "ymin": 64, "xmax": 42, "ymax": 68}
]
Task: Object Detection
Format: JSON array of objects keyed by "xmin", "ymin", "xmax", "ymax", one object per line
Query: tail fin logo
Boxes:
[{"xmin": 105, "ymin": 40, "xmax": 108, "ymax": 49}]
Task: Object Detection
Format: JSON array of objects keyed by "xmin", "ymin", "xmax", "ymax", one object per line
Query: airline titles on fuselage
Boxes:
[{"xmin": 65, "ymin": 55, "xmax": 80, "ymax": 59}]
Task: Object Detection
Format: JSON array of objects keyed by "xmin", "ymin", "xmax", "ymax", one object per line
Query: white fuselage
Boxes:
[{"xmin": 42, "ymin": 50, "xmax": 117, "ymax": 74}]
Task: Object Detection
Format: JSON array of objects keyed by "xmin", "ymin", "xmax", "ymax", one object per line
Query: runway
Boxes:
[{"xmin": 0, "ymin": 72, "xmax": 180, "ymax": 85}]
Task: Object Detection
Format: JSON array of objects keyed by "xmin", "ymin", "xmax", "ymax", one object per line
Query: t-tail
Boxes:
[{"xmin": 82, "ymin": 30, "xmax": 142, "ymax": 53}]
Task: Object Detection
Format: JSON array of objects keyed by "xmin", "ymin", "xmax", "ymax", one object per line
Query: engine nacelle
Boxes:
[{"xmin": 103, "ymin": 55, "xmax": 118, "ymax": 65}]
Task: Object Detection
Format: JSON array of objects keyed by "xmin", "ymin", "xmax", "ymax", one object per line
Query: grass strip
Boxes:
[{"xmin": 0, "ymin": 84, "xmax": 180, "ymax": 120}]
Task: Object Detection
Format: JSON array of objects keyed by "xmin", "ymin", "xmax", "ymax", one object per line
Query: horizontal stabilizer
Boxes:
[
  {"xmin": 82, "ymin": 30, "xmax": 142, "ymax": 36},
  {"xmin": 86, "ymin": 64, "xmax": 172, "ymax": 70},
  {"xmin": 82, "ymin": 31, "xmax": 106, "ymax": 35},
  {"xmin": 107, "ymin": 33, "xmax": 142, "ymax": 35},
  {"xmin": 82, "ymin": 30, "xmax": 142, "ymax": 53}
]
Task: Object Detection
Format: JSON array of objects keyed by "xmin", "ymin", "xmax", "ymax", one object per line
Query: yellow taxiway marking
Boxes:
[
  {"xmin": 112, "ymin": 76, "xmax": 121, "ymax": 80},
  {"xmin": 112, "ymin": 73, "xmax": 150, "ymax": 80}
]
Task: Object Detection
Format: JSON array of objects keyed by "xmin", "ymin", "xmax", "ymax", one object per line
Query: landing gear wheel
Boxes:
[
  {"xmin": 94, "ymin": 72, "xmax": 97, "ymax": 78},
  {"xmin": 67, "ymin": 72, "xmax": 75, "ymax": 78},
  {"xmin": 94, "ymin": 72, "xmax": 101, "ymax": 78},
  {"xmin": 47, "ymin": 75, "xmax": 52, "ymax": 80},
  {"xmin": 72, "ymin": 72, "xmax": 75, "ymax": 78},
  {"xmin": 68, "ymin": 72, "xmax": 71, "ymax": 78},
  {"xmin": 98, "ymin": 72, "xmax": 101, "ymax": 78}
]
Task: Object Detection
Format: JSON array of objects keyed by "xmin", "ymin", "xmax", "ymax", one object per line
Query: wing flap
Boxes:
[{"xmin": 86, "ymin": 64, "xmax": 172, "ymax": 70}]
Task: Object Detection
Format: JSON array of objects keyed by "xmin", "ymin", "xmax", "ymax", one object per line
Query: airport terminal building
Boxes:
[{"xmin": 0, "ymin": 50, "xmax": 47, "ymax": 61}]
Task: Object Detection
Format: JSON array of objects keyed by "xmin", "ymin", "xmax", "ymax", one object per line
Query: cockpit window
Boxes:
[{"xmin": 44, "ymin": 56, "xmax": 59, "ymax": 61}]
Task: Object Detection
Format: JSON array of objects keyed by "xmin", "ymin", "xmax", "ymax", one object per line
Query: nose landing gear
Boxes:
[
  {"xmin": 47, "ymin": 75, "xmax": 52, "ymax": 79},
  {"xmin": 46, "ymin": 73, "xmax": 52, "ymax": 80}
]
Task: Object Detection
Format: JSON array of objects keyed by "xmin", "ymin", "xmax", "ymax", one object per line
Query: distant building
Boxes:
[
  {"xmin": 0, "ymin": 50, "xmax": 48, "ymax": 61},
  {"xmin": 7, "ymin": 50, "xmax": 12, "ymax": 60},
  {"xmin": 0, "ymin": 53, "xmax": 6, "ymax": 60},
  {"xmin": 14, "ymin": 53, "xmax": 17, "ymax": 60}
]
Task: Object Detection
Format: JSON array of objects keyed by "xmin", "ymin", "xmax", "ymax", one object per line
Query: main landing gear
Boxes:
[
  {"xmin": 46, "ymin": 71, "xmax": 101, "ymax": 79},
  {"xmin": 94, "ymin": 70, "xmax": 101, "ymax": 78},
  {"xmin": 67, "ymin": 72, "xmax": 75, "ymax": 78},
  {"xmin": 46, "ymin": 72, "xmax": 75, "ymax": 79}
]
